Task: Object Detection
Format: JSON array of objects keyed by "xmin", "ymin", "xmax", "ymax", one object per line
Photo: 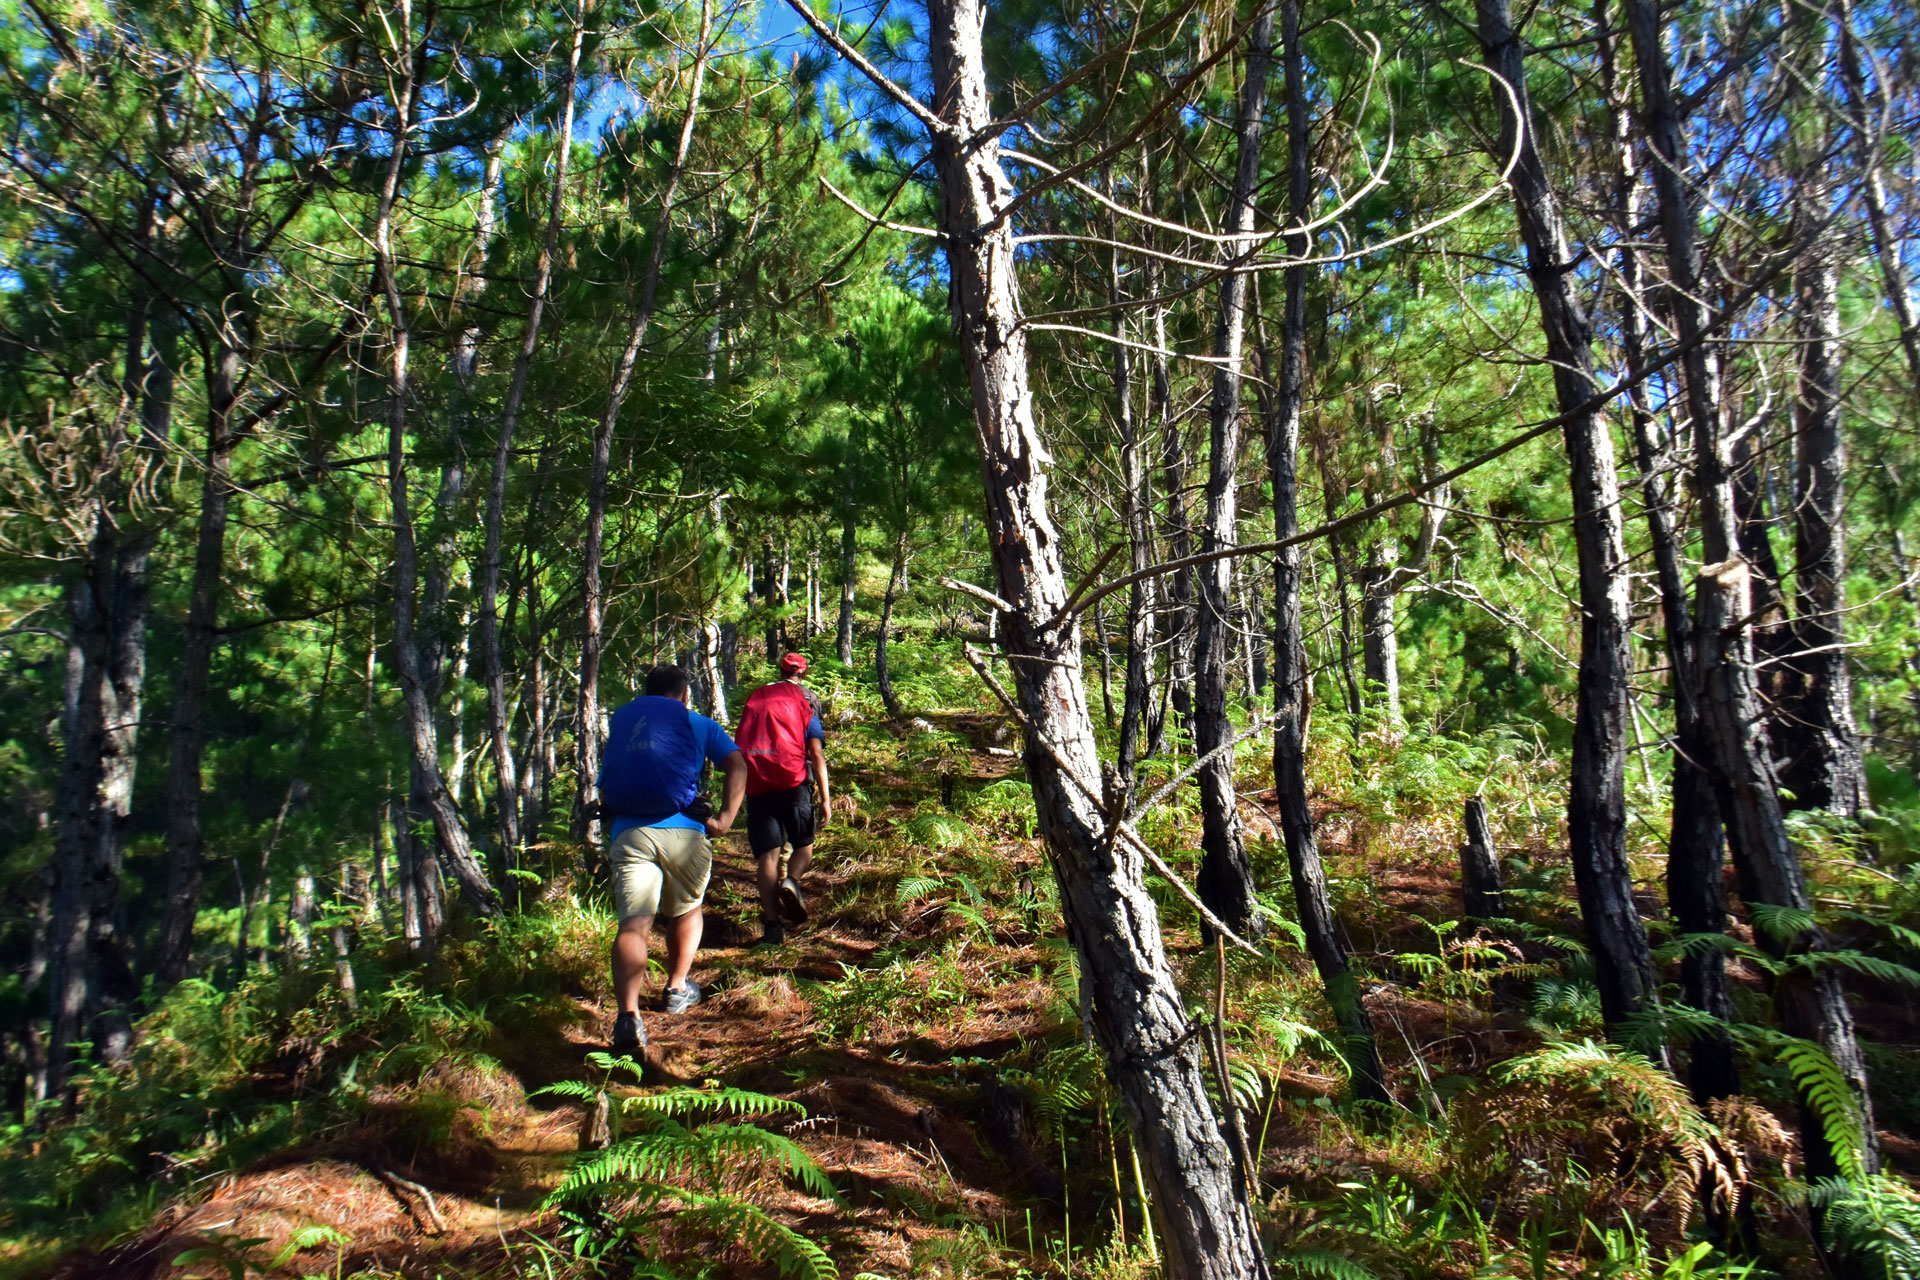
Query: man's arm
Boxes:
[
  {"xmin": 808, "ymin": 737, "xmax": 830, "ymax": 823},
  {"xmin": 707, "ymin": 749, "xmax": 748, "ymax": 837}
]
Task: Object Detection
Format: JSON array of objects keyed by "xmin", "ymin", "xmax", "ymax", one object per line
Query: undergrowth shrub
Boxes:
[
  {"xmin": 0, "ymin": 905, "xmax": 590, "ymax": 1242},
  {"xmin": 1450, "ymin": 1040, "xmax": 1777, "ymax": 1246},
  {"xmin": 806, "ymin": 955, "xmax": 967, "ymax": 1042}
]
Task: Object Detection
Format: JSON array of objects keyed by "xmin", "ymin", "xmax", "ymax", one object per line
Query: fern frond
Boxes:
[
  {"xmin": 1227, "ymin": 1055, "xmax": 1266, "ymax": 1111},
  {"xmin": 687, "ymin": 1123, "xmax": 845, "ymax": 1205},
  {"xmin": 1750, "ymin": 902, "xmax": 1818, "ymax": 944},
  {"xmin": 1809, "ymin": 1175, "xmax": 1920, "ymax": 1280},
  {"xmin": 1788, "ymin": 950, "xmax": 1920, "ymax": 988},
  {"xmin": 1614, "ymin": 1002, "xmax": 1742, "ymax": 1055},
  {"xmin": 624, "ymin": 1086, "xmax": 805, "ymax": 1123},
  {"xmin": 583, "ymin": 1051, "xmax": 646, "ymax": 1083},
  {"xmin": 1775, "ymin": 1039, "xmax": 1868, "ymax": 1182},
  {"xmin": 547, "ymin": 1117, "xmax": 840, "ymax": 1209},
  {"xmin": 1657, "ymin": 932, "xmax": 1740, "ymax": 963},
  {"xmin": 530, "ymin": 1080, "xmax": 602, "ymax": 1102},
  {"xmin": 676, "ymin": 1191, "xmax": 840, "ymax": 1280},
  {"xmin": 1275, "ymin": 1248, "xmax": 1381, "ymax": 1280},
  {"xmin": 895, "ymin": 875, "xmax": 941, "ymax": 906}
]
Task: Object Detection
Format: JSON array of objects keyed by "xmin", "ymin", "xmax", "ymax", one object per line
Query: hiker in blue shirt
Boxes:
[{"xmin": 597, "ymin": 664, "xmax": 746, "ymax": 1053}]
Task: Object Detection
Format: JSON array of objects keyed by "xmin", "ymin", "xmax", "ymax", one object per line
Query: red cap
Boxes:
[{"xmin": 779, "ymin": 653, "xmax": 808, "ymax": 676}]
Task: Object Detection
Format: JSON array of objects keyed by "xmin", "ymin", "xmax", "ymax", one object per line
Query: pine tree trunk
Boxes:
[
  {"xmin": 916, "ymin": 0, "xmax": 1263, "ymax": 1269},
  {"xmin": 1265, "ymin": 0, "xmax": 1388, "ymax": 1104},
  {"xmin": 1474, "ymin": 0, "xmax": 1656, "ymax": 1036},
  {"xmin": 154, "ymin": 348, "xmax": 240, "ymax": 985},
  {"xmin": 836, "ymin": 496, "xmax": 858, "ymax": 665},
  {"xmin": 1592, "ymin": 1, "xmax": 1737, "ymax": 1102},
  {"xmin": 50, "ymin": 298, "xmax": 158, "ymax": 1089},
  {"xmin": 877, "ymin": 529, "xmax": 907, "ymax": 719},
  {"xmin": 1622, "ymin": 0, "xmax": 1875, "ymax": 1176},
  {"xmin": 575, "ymin": 2, "xmax": 711, "ymax": 837},
  {"xmin": 1784, "ymin": 239, "xmax": 1862, "ymax": 817},
  {"xmin": 47, "ymin": 518, "xmax": 149, "ymax": 1089},
  {"xmin": 1150, "ymin": 270, "xmax": 1195, "ymax": 747},
  {"xmin": 1109, "ymin": 208, "xmax": 1156, "ymax": 784},
  {"xmin": 286, "ymin": 866, "xmax": 314, "ymax": 969},
  {"xmin": 698, "ymin": 619, "xmax": 728, "ymax": 722},
  {"xmin": 372, "ymin": 29, "xmax": 498, "ymax": 920},
  {"xmin": 1358, "ymin": 548, "xmax": 1401, "ymax": 722},
  {"xmin": 1193, "ymin": 0, "xmax": 1277, "ymax": 941},
  {"xmin": 481, "ymin": 12, "xmax": 584, "ymax": 867}
]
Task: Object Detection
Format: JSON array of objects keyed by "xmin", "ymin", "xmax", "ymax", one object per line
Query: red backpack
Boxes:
[{"xmin": 736, "ymin": 682, "xmax": 813, "ymax": 796}]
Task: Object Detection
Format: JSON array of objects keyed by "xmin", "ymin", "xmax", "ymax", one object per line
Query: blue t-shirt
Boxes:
[{"xmin": 600, "ymin": 697, "xmax": 739, "ymax": 838}]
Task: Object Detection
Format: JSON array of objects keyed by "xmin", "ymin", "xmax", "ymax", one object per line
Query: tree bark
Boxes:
[
  {"xmin": 836, "ymin": 492, "xmax": 858, "ymax": 665},
  {"xmin": 1622, "ymin": 0, "xmax": 1875, "ymax": 1177},
  {"xmin": 47, "ymin": 511, "xmax": 149, "ymax": 1089},
  {"xmin": 1193, "ymin": 0, "xmax": 1277, "ymax": 941},
  {"xmin": 286, "ymin": 865, "xmax": 315, "ymax": 969},
  {"xmin": 481, "ymin": 9, "xmax": 585, "ymax": 868},
  {"xmin": 1151, "ymin": 268, "xmax": 1195, "ymax": 747},
  {"xmin": 876, "ymin": 528, "xmax": 908, "ymax": 718},
  {"xmin": 1108, "ymin": 191, "xmax": 1157, "ymax": 784},
  {"xmin": 372, "ymin": 15, "xmax": 499, "ymax": 920},
  {"xmin": 1263, "ymin": 0, "xmax": 1389, "ymax": 1105},
  {"xmin": 910, "ymin": 0, "xmax": 1265, "ymax": 1269},
  {"xmin": 1783, "ymin": 238, "xmax": 1862, "ymax": 817},
  {"xmin": 1473, "ymin": 0, "xmax": 1656, "ymax": 1035},
  {"xmin": 1460, "ymin": 798, "xmax": 1505, "ymax": 920},
  {"xmin": 1357, "ymin": 545, "xmax": 1401, "ymax": 721},
  {"xmin": 1592, "ymin": 0, "xmax": 1737, "ymax": 1102},
  {"xmin": 153, "ymin": 346, "xmax": 240, "ymax": 985},
  {"xmin": 573, "ymin": 0, "xmax": 711, "ymax": 838}
]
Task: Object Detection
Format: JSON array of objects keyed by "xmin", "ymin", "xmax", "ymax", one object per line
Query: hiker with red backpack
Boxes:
[
  {"xmin": 736, "ymin": 653, "xmax": 831, "ymax": 945},
  {"xmin": 597, "ymin": 664, "xmax": 747, "ymax": 1053}
]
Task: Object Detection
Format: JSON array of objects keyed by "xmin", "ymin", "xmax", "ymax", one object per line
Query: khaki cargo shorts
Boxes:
[{"xmin": 610, "ymin": 824, "xmax": 712, "ymax": 920}]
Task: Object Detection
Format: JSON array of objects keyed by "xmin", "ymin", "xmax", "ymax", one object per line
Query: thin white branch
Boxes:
[{"xmin": 819, "ymin": 174, "xmax": 939, "ymax": 238}]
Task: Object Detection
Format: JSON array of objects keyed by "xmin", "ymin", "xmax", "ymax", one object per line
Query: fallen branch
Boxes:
[{"xmin": 373, "ymin": 1165, "xmax": 447, "ymax": 1234}]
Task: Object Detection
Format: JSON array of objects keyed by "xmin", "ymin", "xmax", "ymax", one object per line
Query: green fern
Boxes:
[
  {"xmin": 1785, "ymin": 950, "xmax": 1920, "ymax": 988},
  {"xmin": 623, "ymin": 1087, "xmax": 806, "ymax": 1123},
  {"xmin": 1273, "ymin": 1247, "xmax": 1383, "ymax": 1280},
  {"xmin": 531, "ymin": 1079, "xmax": 602, "ymax": 1103},
  {"xmin": 895, "ymin": 875, "xmax": 941, "ymax": 906},
  {"xmin": 1809, "ymin": 1174, "xmax": 1920, "ymax": 1280},
  {"xmin": 1750, "ymin": 902, "xmax": 1819, "ymax": 945},
  {"xmin": 1614, "ymin": 1001, "xmax": 1738, "ymax": 1055},
  {"xmin": 545, "ymin": 1083, "xmax": 842, "ymax": 1275},
  {"xmin": 1776, "ymin": 1039, "xmax": 1869, "ymax": 1181},
  {"xmin": 676, "ymin": 1190, "xmax": 840, "ymax": 1280}
]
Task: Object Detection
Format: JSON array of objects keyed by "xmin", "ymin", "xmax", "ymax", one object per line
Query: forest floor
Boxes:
[{"xmin": 14, "ymin": 703, "xmax": 1918, "ymax": 1279}]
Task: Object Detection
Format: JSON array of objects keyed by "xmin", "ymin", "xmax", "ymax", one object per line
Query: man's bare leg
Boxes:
[
  {"xmin": 662, "ymin": 907, "xmax": 704, "ymax": 994},
  {"xmin": 756, "ymin": 848, "xmax": 785, "ymax": 924},
  {"xmin": 612, "ymin": 915, "xmax": 654, "ymax": 1014}
]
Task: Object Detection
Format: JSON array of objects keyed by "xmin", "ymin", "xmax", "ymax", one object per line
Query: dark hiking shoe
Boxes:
[
  {"xmin": 661, "ymin": 979, "xmax": 703, "ymax": 1015},
  {"xmin": 612, "ymin": 1011, "xmax": 645, "ymax": 1055},
  {"xmin": 757, "ymin": 918, "xmax": 785, "ymax": 946},
  {"xmin": 778, "ymin": 876, "xmax": 809, "ymax": 924}
]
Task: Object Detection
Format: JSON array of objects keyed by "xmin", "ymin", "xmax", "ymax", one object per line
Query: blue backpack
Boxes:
[{"xmin": 599, "ymin": 696, "xmax": 702, "ymax": 821}]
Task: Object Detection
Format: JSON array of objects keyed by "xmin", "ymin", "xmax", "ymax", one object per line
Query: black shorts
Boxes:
[{"xmin": 746, "ymin": 785, "xmax": 815, "ymax": 855}]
